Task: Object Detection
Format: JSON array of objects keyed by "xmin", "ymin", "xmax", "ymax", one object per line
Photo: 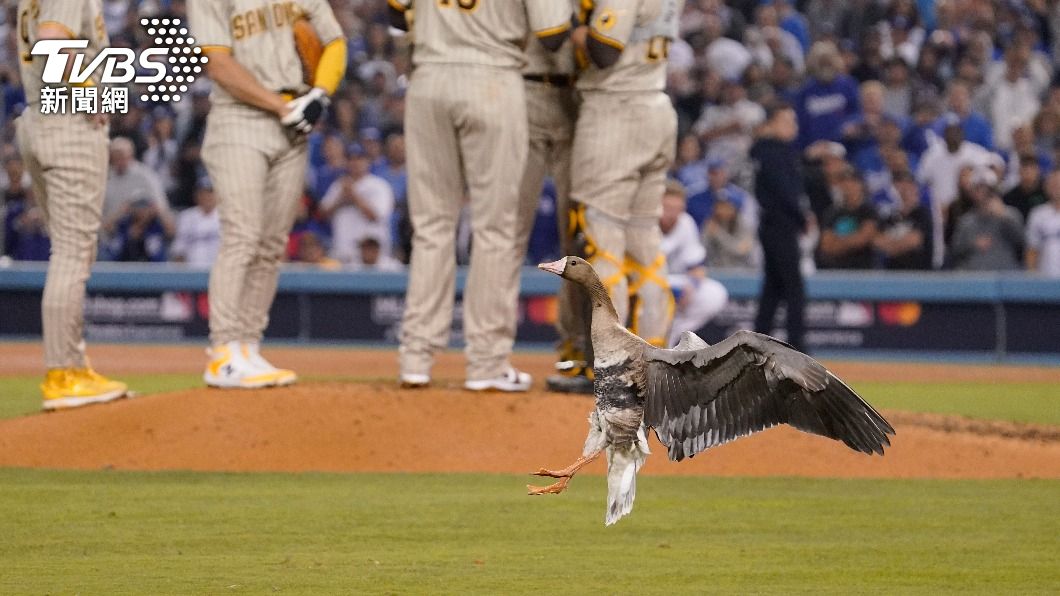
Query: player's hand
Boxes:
[{"xmin": 280, "ymin": 88, "xmax": 329, "ymax": 134}]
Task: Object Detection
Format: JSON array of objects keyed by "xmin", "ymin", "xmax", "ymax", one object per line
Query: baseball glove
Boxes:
[{"xmin": 293, "ymin": 17, "xmax": 323, "ymax": 86}]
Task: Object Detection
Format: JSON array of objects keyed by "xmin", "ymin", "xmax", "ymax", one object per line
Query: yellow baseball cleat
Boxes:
[
  {"xmin": 243, "ymin": 343, "xmax": 297, "ymax": 387},
  {"xmin": 203, "ymin": 342, "xmax": 279, "ymax": 389},
  {"xmin": 41, "ymin": 368, "xmax": 128, "ymax": 411}
]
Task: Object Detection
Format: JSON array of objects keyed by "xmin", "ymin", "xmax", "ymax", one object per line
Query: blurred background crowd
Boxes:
[{"xmin": 1, "ymin": 0, "xmax": 1059, "ymax": 277}]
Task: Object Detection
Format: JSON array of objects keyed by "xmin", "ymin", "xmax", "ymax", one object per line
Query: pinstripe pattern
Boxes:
[
  {"xmin": 16, "ymin": 0, "xmax": 109, "ymax": 369},
  {"xmin": 396, "ymin": 0, "xmax": 571, "ymax": 69},
  {"xmin": 570, "ymin": 89, "xmax": 677, "ymax": 346},
  {"xmin": 516, "ymin": 80, "xmax": 583, "ymax": 350},
  {"xmin": 17, "ymin": 0, "xmax": 107, "ymax": 107},
  {"xmin": 16, "ymin": 112, "xmax": 109, "ymax": 368},
  {"xmin": 187, "ymin": 0, "xmax": 343, "ymax": 110},
  {"xmin": 203, "ymin": 108, "xmax": 308, "ymax": 345},
  {"xmin": 399, "ymin": 64, "xmax": 528, "ymax": 381},
  {"xmin": 190, "ymin": 0, "xmax": 337, "ymax": 347}
]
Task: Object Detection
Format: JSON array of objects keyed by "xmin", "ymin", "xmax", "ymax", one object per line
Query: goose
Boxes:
[{"xmin": 530, "ymin": 256, "xmax": 895, "ymax": 525}]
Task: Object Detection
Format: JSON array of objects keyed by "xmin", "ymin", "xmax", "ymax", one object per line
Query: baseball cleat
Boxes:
[
  {"xmin": 41, "ymin": 368, "xmax": 128, "ymax": 411},
  {"xmin": 204, "ymin": 342, "xmax": 277, "ymax": 389},
  {"xmin": 546, "ymin": 356, "xmax": 595, "ymax": 395},
  {"xmin": 243, "ymin": 342, "xmax": 297, "ymax": 386},
  {"xmin": 399, "ymin": 373, "xmax": 431, "ymax": 388},
  {"xmin": 464, "ymin": 368, "xmax": 532, "ymax": 392},
  {"xmin": 545, "ymin": 372, "xmax": 594, "ymax": 395}
]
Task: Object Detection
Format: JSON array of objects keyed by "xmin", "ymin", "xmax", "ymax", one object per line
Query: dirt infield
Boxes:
[{"xmin": 1, "ymin": 344, "xmax": 1058, "ymax": 479}]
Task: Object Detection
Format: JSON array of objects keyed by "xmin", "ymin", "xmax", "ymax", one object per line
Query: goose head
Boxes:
[
  {"xmin": 538, "ymin": 256, "xmax": 618, "ymax": 319},
  {"xmin": 538, "ymin": 256, "xmax": 597, "ymax": 287}
]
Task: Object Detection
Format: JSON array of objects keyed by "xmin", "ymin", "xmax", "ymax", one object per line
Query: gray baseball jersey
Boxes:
[
  {"xmin": 17, "ymin": 0, "xmax": 107, "ymax": 111},
  {"xmin": 577, "ymin": 0, "xmax": 679, "ymax": 92},
  {"xmin": 397, "ymin": 0, "xmax": 571, "ymax": 382},
  {"xmin": 16, "ymin": 0, "xmax": 110, "ymax": 369},
  {"xmin": 522, "ymin": 2, "xmax": 578, "ymax": 77},
  {"xmin": 392, "ymin": 0, "xmax": 571, "ymax": 69},
  {"xmin": 188, "ymin": 0, "xmax": 340, "ymax": 346},
  {"xmin": 188, "ymin": 0, "xmax": 342, "ymax": 109}
]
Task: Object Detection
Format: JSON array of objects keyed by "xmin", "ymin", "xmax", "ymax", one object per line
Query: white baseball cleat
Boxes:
[
  {"xmin": 244, "ymin": 342, "xmax": 297, "ymax": 386},
  {"xmin": 204, "ymin": 341, "xmax": 277, "ymax": 389},
  {"xmin": 399, "ymin": 373, "xmax": 431, "ymax": 388},
  {"xmin": 464, "ymin": 368, "xmax": 532, "ymax": 392}
]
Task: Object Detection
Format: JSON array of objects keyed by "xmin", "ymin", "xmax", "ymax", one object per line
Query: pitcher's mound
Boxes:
[{"xmin": 1, "ymin": 382, "xmax": 1057, "ymax": 479}]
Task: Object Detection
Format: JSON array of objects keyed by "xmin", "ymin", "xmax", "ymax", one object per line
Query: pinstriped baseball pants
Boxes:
[
  {"xmin": 515, "ymin": 80, "xmax": 587, "ymax": 352},
  {"xmin": 570, "ymin": 90, "xmax": 677, "ymax": 344},
  {"xmin": 400, "ymin": 64, "xmax": 528, "ymax": 381},
  {"xmin": 16, "ymin": 111, "xmax": 109, "ymax": 369},
  {"xmin": 202, "ymin": 108, "xmax": 308, "ymax": 345}
]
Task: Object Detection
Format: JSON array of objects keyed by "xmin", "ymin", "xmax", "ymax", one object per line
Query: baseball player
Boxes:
[
  {"xmin": 568, "ymin": 0, "xmax": 682, "ymax": 348},
  {"xmin": 513, "ymin": 5, "xmax": 592, "ymax": 393},
  {"xmin": 16, "ymin": 0, "xmax": 129, "ymax": 410},
  {"xmin": 189, "ymin": 0, "xmax": 346, "ymax": 388},
  {"xmin": 388, "ymin": 0, "xmax": 572, "ymax": 391}
]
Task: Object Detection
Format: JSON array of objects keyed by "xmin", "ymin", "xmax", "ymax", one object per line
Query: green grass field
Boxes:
[
  {"xmin": 0, "ymin": 470, "xmax": 1057, "ymax": 594},
  {"xmin": 1, "ymin": 373, "xmax": 1057, "ymax": 594},
  {"xmin": 1, "ymin": 374, "xmax": 1058, "ymax": 424}
]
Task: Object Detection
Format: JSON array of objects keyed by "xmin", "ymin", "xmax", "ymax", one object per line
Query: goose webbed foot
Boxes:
[
  {"xmin": 527, "ymin": 476, "xmax": 572, "ymax": 495},
  {"xmin": 526, "ymin": 451, "xmax": 601, "ymax": 496}
]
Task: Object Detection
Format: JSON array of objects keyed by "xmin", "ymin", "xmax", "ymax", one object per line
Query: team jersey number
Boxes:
[
  {"xmin": 438, "ymin": 0, "xmax": 478, "ymax": 10},
  {"xmin": 646, "ymin": 36, "xmax": 670, "ymax": 61}
]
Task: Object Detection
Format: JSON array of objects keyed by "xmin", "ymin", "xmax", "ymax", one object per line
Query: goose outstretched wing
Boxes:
[{"xmin": 642, "ymin": 331, "xmax": 895, "ymax": 461}]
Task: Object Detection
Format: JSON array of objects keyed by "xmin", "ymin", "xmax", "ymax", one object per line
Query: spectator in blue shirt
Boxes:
[
  {"xmin": 2, "ymin": 155, "xmax": 48, "ymax": 261},
  {"xmin": 371, "ymin": 132, "xmax": 409, "ymax": 259},
  {"xmin": 770, "ymin": 0, "xmax": 810, "ymax": 52},
  {"xmin": 525, "ymin": 179, "xmax": 560, "ymax": 266},
  {"xmin": 3, "ymin": 197, "xmax": 50, "ymax": 261},
  {"xmin": 371, "ymin": 132, "xmax": 408, "ymax": 204},
  {"xmin": 673, "ymin": 134, "xmax": 709, "ymax": 198},
  {"xmin": 104, "ymin": 198, "xmax": 171, "ymax": 263},
  {"xmin": 686, "ymin": 159, "xmax": 751, "ymax": 229},
  {"xmin": 794, "ymin": 41, "xmax": 862, "ymax": 148},
  {"xmin": 308, "ymin": 135, "xmax": 349, "ymax": 202}
]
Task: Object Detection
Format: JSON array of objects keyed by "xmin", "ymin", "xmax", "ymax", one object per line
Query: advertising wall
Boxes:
[{"xmin": 1, "ymin": 266, "xmax": 1057, "ymax": 357}]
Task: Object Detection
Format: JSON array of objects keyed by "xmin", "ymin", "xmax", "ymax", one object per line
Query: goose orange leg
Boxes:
[{"xmin": 527, "ymin": 451, "xmax": 601, "ymax": 496}]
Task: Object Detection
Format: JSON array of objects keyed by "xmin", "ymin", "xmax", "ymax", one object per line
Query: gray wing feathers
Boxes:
[
  {"xmin": 673, "ymin": 331, "xmax": 711, "ymax": 351},
  {"xmin": 643, "ymin": 331, "xmax": 894, "ymax": 462}
]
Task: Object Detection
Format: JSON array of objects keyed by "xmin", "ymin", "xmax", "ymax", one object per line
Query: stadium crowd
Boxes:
[{"xmin": 1, "ymin": 0, "xmax": 1060, "ymax": 278}]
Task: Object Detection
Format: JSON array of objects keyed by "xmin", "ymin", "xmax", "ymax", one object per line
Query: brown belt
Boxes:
[{"xmin": 523, "ymin": 73, "xmax": 574, "ymax": 87}]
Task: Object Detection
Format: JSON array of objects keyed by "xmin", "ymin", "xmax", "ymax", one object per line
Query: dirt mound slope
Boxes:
[
  {"xmin": 1, "ymin": 382, "xmax": 1057, "ymax": 479},
  {"xmin": 2, "ymin": 343, "xmax": 1059, "ymax": 384}
]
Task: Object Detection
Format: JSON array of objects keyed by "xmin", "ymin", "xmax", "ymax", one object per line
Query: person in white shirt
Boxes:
[
  {"xmin": 1026, "ymin": 171, "xmax": 1060, "ymax": 278},
  {"xmin": 102, "ymin": 136, "xmax": 174, "ymax": 235},
  {"xmin": 916, "ymin": 119, "xmax": 1002, "ymax": 267},
  {"xmin": 985, "ymin": 47, "xmax": 1042, "ymax": 153},
  {"xmin": 319, "ymin": 145, "xmax": 395, "ymax": 264},
  {"xmin": 170, "ymin": 180, "xmax": 221, "ymax": 268},
  {"xmin": 659, "ymin": 180, "xmax": 729, "ymax": 347},
  {"xmin": 142, "ymin": 109, "xmax": 179, "ymax": 196},
  {"xmin": 693, "ymin": 79, "xmax": 765, "ymax": 186}
]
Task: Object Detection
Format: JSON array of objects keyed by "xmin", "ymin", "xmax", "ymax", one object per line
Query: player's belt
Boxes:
[{"xmin": 523, "ymin": 74, "xmax": 573, "ymax": 87}]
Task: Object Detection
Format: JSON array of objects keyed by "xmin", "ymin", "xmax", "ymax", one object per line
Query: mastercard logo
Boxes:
[{"xmin": 878, "ymin": 302, "xmax": 921, "ymax": 326}]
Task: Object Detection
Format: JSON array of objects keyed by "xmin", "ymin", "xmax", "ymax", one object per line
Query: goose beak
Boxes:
[{"xmin": 537, "ymin": 258, "xmax": 566, "ymax": 276}]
